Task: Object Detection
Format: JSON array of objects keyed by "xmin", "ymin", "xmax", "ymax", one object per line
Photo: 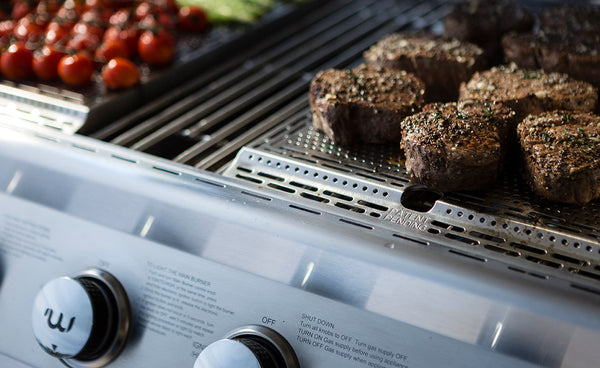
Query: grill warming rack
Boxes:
[{"xmin": 28, "ymin": 0, "xmax": 600, "ymax": 296}]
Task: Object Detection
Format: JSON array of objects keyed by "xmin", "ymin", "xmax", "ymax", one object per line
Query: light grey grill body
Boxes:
[{"xmin": 0, "ymin": 122, "xmax": 599, "ymax": 368}]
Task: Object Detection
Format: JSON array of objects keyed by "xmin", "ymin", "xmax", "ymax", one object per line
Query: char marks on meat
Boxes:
[
  {"xmin": 309, "ymin": 65, "xmax": 425, "ymax": 146},
  {"xmin": 517, "ymin": 111, "xmax": 600, "ymax": 204},
  {"xmin": 444, "ymin": 0, "xmax": 534, "ymax": 64},
  {"xmin": 459, "ymin": 64, "xmax": 598, "ymax": 120},
  {"xmin": 401, "ymin": 101, "xmax": 515, "ymax": 192},
  {"xmin": 363, "ymin": 32, "xmax": 485, "ymax": 102},
  {"xmin": 502, "ymin": 6, "xmax": 600, "ymax": 88}
]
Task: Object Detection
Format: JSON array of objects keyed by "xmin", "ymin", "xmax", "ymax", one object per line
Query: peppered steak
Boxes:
[
  {"xmin": 443, "ymin": 0, "xmax": 534, "ymax": 64},
  {"xmin": 309, "ymin": 65, "xmax": 426, "ymax": 146},
  {"xmin": 400, "ymin": 101, "xmax": 516, "ymax": 192},
  {"xmin": 363, "ymin": 32, "xmax": 486, "ymax": 102},
  {"xmin": 502, "ymin": 6, "xmax": 600, "ymax": 88},
  {"xmin": 517, "ymin": 111, "xmax": 600, "ymax": 204},
  {"xmin": 459, "ymin": 64, "xmax": 598, "ymax": 121}
]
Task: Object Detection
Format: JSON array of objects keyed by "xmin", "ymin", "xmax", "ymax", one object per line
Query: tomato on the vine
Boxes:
[
  {"xmin": 95, "ymin": 38, "xmax": 130, "ymax": 62},
  {"xmin": 58, "ymin": 52, "xmax": 94, "ymax": 86},
  {"xmin": 44, "ymin": 22, "xmax": 70, "ymax": 45},
  {"xmin": 13, "ymin": 14, "xmax": 45, "ymax": 43},
  {"xmin": 71, "ymin": 19, "xmax": 104, "ymax": 39},
  {"xmin": 134, "ymin": 2, "xmax": 155, "ymax": 21},
  {"xmin": 101, "ymin": 57, "xmax": 139, "ymax": 89},
  {"xmin": 103, "ymin": 25, "xmax": 140, "ymax": 57},
  {"xmin": 155, "ymin": 0, "xmax": 179, "ymax": 15},
  {"xmin": 0, "ymin": 42, "xmax": 34, "ymax": 80},
  {"xmin": 139, "ymin": 13, "xmax": 175, "ymax": 31},
  {"xmin": 11, "ymin": 2, "xmax": 33, "ymax": 20},
  {"xmin": 109, "ymin": 8, "xmax": 133, "ymax": 27},
  {"xmin": 137, "ymin": 28, "xmax": 175, "ymax": 66},
  {"xmin": 66, "ymin": 32, "xmax": 101, "ymax": 52},
  {"xmin": 32, "ymin": 44, "xmax": 64, "ymax": 80},
  {"xmin": 36, "ymin": 0, "xmax": 62, "ymax": 16},
  {"xmin": 178, "ymin": 6, "xmax": 208, "ymax": 33},
  {"xmin": 0, "ymin": 20, "xmax": 15, "ymax": 42}
]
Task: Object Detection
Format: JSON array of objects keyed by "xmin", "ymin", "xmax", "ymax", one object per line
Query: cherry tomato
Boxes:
[
  {"xmin": 137, "ymin": 28, "xmax": 175, "ymax": 66},
  {"xmin": 32, "ymin": 44, "xmax": 64, "ymax": 80},
  {"xmin": 0, "ymin": 42, "xmax": 34, "ymax": 80},
  {"xmin": 103, "ymin": 25, "xmax": 139, "ymax": 57},
  {"xmin": 12, "ymin": 2, "xmax": 33, "ymax": 20},
  {"xmin": 36, "ymin": 0, "xmax": 62, "ymax": 16},
  {"xmin": 45, "ymin": 26, "xmax": 69, "ymax": 46},
  {"xmin": 0, "ymin": 20, "xmax": 15, "ymax": 40},
  {"xmin": 109, "ymin": 8, "xmax": 133, "ymax": 27},
  {"xmin": 95, "ymin": 38, "xmax": 129, "ymax": 62},
  {"xmin": 80, "ymin": 8, "xmax": 111, "ymax": 24},
  {"xmin": 66, "ymin": 32, "xmax": 101, "ymax": 52},
  {"xmin": 155, "ymin": 0, "xmax": 179, "ymax": 14},
  {"xmin": 139, "ymin": 13, "xmax": 175, "ymax": 31},
  {"xmin": 101, "ymin": 57, "xmax": 139, "ymax": 89},
  {"xmin": 58, "ymin": 52, "xmax": 94, "ymax": 86},
  {"xmin": 13, "ymin": 14, "xmax": 45, "ymax": 43},
  {"xmin": 56, "ymin": 4, "xmax": 83, "ymax": 23},
  {"xmin": 134, "ymin": 2, "xmax": 155, "ymax": 21},
  {"xmin": 178, "ymin": 6, "xmax": 208, "ymax": 33},
  {"xmin": 71, "ymin": 19, "xmax": 104, "ymax": 39}
]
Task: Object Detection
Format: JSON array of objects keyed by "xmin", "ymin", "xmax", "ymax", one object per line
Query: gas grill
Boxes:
[{"xmin": 0, "ymin": 0, "xmax": 599, "ymax": 367}]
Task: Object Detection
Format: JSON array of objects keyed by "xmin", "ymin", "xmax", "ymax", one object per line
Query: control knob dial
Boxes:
[
  {"xmin": 31, "ymin": 269, "xmax": 131, "ymax": 367},
  {"xmin": 194, "ymin": 325, "xmax": 300, "ymax": 368}
]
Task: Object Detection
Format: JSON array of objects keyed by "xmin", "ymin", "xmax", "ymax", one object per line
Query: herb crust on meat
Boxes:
[
  {"xmin": 401, "ymin": 101, "xmax": 515, "ymax": 192},
  {"xmin": 459, "ymin": 64, "xmax": 598, "ymax": 120},
  {"xmin": 309, "ymin": 65, "xmax": 426, "ymax": 145},
  {"xmin": 363, "ymin": 32, "xmax": 485, "ymax": 102},
  {"xmin": 517, "ymin": 111, "xmax": 600, "ymax": 204}
]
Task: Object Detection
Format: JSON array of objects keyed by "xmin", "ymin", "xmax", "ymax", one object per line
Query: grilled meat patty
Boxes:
[
  {"xmin": 502, "ymin": 6, "xmax": 600, "ymax": 88},
  {"xmin": 444, "ymin": 0, "xmax": 534, "ymax": 64},
  {"xmin": 459, "ymin": 64, "xmax": 598, "ymax": 120},
  {"xmin": 309, "ymin": 65, "xmax": 426, "ymax": 145},
  {"xmin": 363, "ymin": 32, "xmax": 485, "ymax": 102},
  {"xmin": 517, "ymin": 111, "xmax": 600, "ymax": 204},
  {"xmin": 401, "ymin": 101, "xmax": 516, "ymax": 192}
]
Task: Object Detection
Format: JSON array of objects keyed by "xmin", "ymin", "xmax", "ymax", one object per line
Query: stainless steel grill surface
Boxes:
[{"xmin": 0, "ymin": 1, "xmax": 599, "ymax": 368}]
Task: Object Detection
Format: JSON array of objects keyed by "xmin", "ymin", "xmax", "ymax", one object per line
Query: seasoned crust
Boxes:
[
  {"xmin": 517, "ymin": 111, "xmax": 600, "ymax": 204},
  {"xmin": 309, "ymin": 65, "xmax": 426, "ymax": 145},
  {"xmin": 401, "ymin": 101, "xmax": 515, "ymax": 192},
  {"xmin": 459, "ymin": 64, "xmax": 598, "ymax": 120},
  {"xmin": 363, "ymin": 32, "xmax": 485, "ymax": 101}
]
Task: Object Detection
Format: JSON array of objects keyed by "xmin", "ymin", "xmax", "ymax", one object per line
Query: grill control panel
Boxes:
[
  {"xmin": 0, "ymin": 126, "xmax": 599, "ymax": 368},
  {"xmin": 31, "ymin": 269, "xmax": 131, "ymax": 368},
  {"xmin": 1, "ymin": 191, "xmax": 588, "ymax": 368}
]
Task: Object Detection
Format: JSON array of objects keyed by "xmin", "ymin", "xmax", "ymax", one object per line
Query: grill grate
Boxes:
[
  {"xmin": 90, "ymin": 0, "xmax": 447, "ymax": 165},
  {"xmin": 76, "ymin": 0, "xmax": 600, "ymax": 289}
]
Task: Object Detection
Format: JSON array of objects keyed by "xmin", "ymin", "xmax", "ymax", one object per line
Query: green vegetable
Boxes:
[{"xmin": 176, "ymin": 0, "xmax": 276, "ymax": 23}]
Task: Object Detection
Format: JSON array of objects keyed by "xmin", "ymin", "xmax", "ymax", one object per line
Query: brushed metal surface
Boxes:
[{"xmin": 0, "ymin": 124, "xmax": 599, "ymax": 368}]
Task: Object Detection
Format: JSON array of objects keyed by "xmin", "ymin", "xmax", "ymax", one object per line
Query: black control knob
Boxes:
[
  {"xmin": 194, "ymin": 325, "xmax": 300, "ymax": 368},
  {"xmin": 31, "ymin": 269, "xmax": 131, "ymax": 367}
]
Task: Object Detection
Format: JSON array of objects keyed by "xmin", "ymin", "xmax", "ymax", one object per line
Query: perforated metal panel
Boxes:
[{"xmin": 223, "ymin": 113, "xmax": 600, "ymax": 292}]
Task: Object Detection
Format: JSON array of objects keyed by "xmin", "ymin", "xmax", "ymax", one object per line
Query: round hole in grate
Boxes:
[{"xmin": 400, "ymin": 185, "xmax": 443, "ymax": 213}]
